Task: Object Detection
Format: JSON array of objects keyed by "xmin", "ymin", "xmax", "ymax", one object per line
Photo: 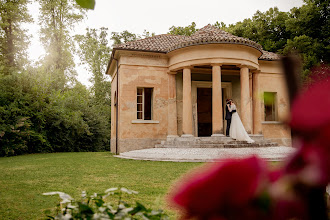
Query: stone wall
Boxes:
[{"xmin": 111, "ymin": 138, "xmax": 164, "ymax": 153}]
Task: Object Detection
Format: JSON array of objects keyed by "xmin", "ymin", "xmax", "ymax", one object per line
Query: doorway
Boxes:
[
  {"xmin": 192, "ymin": 81, "xmax": 232, "ymax": 137},
  {"xmin": 197, "ymin": 88, "xmax": 212, "ymax": 136}
]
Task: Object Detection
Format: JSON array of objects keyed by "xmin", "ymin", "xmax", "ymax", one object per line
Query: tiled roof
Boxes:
[
  {"xmin": 114, "ymin": 25, "xmax": 279, "ymax": 60},
  {"xmin": 259, "ymin": 50, "xmax": 281, "ymax": 60},
  {"xmin": 168, "ymin": 25, "xmax": 263, "ymax": 52},
  {"xmin": 115, "ymin": 34, "xmax": 188, "ymax": 53}
]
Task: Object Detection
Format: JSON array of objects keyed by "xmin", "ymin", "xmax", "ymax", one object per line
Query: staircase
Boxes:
[{"xmin": 155, "ymin": 135, "xmax": 278, "ymax": 148}]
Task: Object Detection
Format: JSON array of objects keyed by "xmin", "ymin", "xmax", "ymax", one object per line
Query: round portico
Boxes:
[{"xmin": 166, "ymin": 25, "xmax": 263, "ymax": 138}]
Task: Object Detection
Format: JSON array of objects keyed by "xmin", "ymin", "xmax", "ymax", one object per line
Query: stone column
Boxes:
[
  {"xmin": 212, "ymin": 65, "xmax": 224, "ymax": 136},
  {"xmin": 167, "ymin": 73, "xmax": 178, "ymax": 138},
  {"xmin": 182, "ymin": 68, "xmax": 193, "ymax": 137},
  {"xmin": 240, "ymin": 65, "xmax": 252, "ymax": 133},
  {"xmin": 253, "ymin": 70, "xmax": 263, "ymax": 134},
  {"xmin": 249, "ymin": 73, "xmax": 253, "ymax": 133}
]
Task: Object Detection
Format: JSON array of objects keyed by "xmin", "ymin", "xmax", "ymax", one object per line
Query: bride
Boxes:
[{"xmin": 228, "ymin": 100, "xmax": 255, "ymax": 143}]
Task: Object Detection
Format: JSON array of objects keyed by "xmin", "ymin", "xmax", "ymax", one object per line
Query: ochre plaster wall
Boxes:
[
  {"xmin": 176, "ymin": 73, "xmax": 183, "ymax": 136},
  {"xmin": 110, "ymin": 73, "xmax": 118, "ymax": 153},
  {"xmin": 262, "ymin": 123, "xmax": 292, "ymax": 146},
  {"xmin": 114, "ymin": 63, "xmax": 169, "ymax": 153},
  {"xmin": 258, "ymin": 60, "xmax": 291, "ymax": 146},
  {"xmin": 168, "ymin": 44, "xmax": 261, "ymax": 71}
]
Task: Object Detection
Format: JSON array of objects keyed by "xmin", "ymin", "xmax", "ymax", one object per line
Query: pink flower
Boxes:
[
  {"xmin": 290, "ymin": 75, "xmax": 330, "ymax": 147},
  {"xmin": 168, "ymin": 156, "xmax": 270, "ymax": 220},
  {"xmin": 284, "ymin": 143, "xmax": 330, "ymax": 186},
  {"xmin": 271, "ymin": 197, "xmax": 308, "ymax": 220},
  {"xmin": 305, "ymin": 64, "xmax": 330, "ymax": 87},
  {"xmin": 289, "ymin": 74, "xmax": 330, "ymax": 186}
]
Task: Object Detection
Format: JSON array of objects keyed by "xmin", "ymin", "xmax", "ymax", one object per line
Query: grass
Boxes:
[{"xmin": 0, "ymin": 152, "xmax": 202, "ymax": 219}]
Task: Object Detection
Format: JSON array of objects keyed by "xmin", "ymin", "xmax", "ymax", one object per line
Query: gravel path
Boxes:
[{"xmin": 115, "ymin": 146, "xmax": 296, "ymax": 162}]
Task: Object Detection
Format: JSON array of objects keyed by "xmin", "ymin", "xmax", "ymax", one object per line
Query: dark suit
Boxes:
[{"xmin": 225, "ymin": 104, "xmax": 232, "ymax": 136}]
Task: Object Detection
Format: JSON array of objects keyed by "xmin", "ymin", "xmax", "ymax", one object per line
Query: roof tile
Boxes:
[{"xmin": 114, "ymin": 25, "xmax": 280, "ymax": 60}]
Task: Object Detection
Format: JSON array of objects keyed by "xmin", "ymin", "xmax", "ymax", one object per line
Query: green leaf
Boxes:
[
  {"xmin": 94, "ymin": 198, "xmax": 104, "ymax": 207},
  {"xmin": 75, "ymin": 0, "xmax": 95, "ymax": 10}
]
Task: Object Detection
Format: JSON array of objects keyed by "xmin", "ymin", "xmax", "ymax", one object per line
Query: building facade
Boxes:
[{"xmin": 106, "ymin": 25, "xmax": 291, "ymax": 153}]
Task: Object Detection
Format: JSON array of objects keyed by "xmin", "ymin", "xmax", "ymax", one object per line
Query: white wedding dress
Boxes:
[{"xmin": 229, "ymin": 104, "xmax": 255, "ymax": 143}]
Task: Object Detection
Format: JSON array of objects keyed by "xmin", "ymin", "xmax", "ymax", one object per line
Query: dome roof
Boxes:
[
  {"xmin": 113, "ymin": 25, "xmax": 280, "ymax": 60},
  {"xmin": 167, "ymin": 24, "xmax": 263, "ymax": 52}
]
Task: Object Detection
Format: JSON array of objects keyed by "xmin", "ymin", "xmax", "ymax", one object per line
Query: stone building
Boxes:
[{"xmin": 106, "ymin": 25, "xmax": 291, "ymax": 154}]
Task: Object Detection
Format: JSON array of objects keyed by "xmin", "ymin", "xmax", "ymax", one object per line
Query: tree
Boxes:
[
  {"xmin": 213, "ymin": 21, "xmax": 227, "ymax": 29},
  {"xmin": 225, "ymin": 2, "xmax": 329, "ymax": 79},
  {"xmin": 0, "ymin": 68, "xmax": 110, "ymax": 156},
  {"xmin": 39, "ymin": 0, "xmax": 86, "ymax": 87},
  {"xmin": 281, "ymin": 35, "xmax": 322, "ymax": 78},
  {"xmin": 74, "ymin": 0, "xmax": 95, "ymax": 9},
  {"xmin": 227, "ymin": 7, "xmax": 290, "ymax": 52},
  {"xmin": 168, "ymin": 22, "xmax": 198, "ymax": 36},
  {"xmin": 75, "ymin": 27, "xmax": 111, "ymax": 105},
  {"xmin": 75, "ymin": 27, "xmax": 111, "ymax": 150},
  {"xmin": 285, "ymin": 0, "xmax": 329, "ymax": 64},
  {"xmin": 0, "ymin": 0, "xmax": 32, "ymax": 74},
  {"xmin": 142, "ymin": 29, "xmax": 155, "ymax": 38},
  {"xmin": 111, "ymin": 30, "xmax": 140, "ymax": 46}
]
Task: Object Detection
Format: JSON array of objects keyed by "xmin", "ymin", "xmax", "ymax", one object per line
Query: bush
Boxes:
[
  {"xmin": 0, "ymin": 70, "xmax": 110, "ymax": 157},
  {"xmin": 43, "ymin": 188, "xmax": 168, "ymax": 220}
]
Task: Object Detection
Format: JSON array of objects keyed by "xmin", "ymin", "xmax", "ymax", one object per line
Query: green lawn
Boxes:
[{"xmin": 0, "ymin": 152, "xmax": 202, "ymax": 219}]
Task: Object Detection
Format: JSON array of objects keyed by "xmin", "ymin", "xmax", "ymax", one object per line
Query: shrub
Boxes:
[{"xmin": 43, "ymin": 187, "xmax": 168, "ymax": 220}]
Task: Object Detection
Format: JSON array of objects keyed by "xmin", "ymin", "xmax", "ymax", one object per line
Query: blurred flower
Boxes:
[
  {"xmin": 288, "ymin": 74, "xmax": 330, "ymax": 186},
  {"xmin": 290, "ymin": 75, "xmax": 330, "ymax": 146},
  {"xmin": 284, "ymin": 143, "xmax": 330, "ymax": 187},
  {"xmin": 278, "ymin": 70, "xmax": 330, "ymax": 219},
  {"xmin": 169, "ymin": 156, "xmax": 270, "ymax": 220},
  {"xmin": 304, "ymin": 64, "xmax": 330, "ymax": 88}
]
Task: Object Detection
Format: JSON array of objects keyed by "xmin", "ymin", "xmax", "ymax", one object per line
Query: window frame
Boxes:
[
  {"xmin": 136, "ymin": 87, "xmax": 153, "ymax": 120},
  {"xmin": 263, "ymin": 92, "xmax": 277, "ymax": 121}
]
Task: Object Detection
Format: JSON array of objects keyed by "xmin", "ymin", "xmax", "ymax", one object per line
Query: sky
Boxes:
[{"xmin": 26, "ymin": 0, "xmax": 304, "ymax": 86}]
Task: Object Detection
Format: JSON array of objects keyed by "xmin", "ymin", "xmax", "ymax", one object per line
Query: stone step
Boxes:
[
  {"xmin": 156, "ymin": 135, "xmax": 278, "ymax": 149},
  {"xmin": 155, "ymin": 141, "xmax": 278, "ymax": 148},
  {"xmin": 159, "ymin": 140, "xmax": 277, "ymax": 146},
  {"xmin": 155, "ymin": 144, "xmax": 225, "ymax": 148},
  {"xmin": 223, "ymin": 143, "xmax": 278, "ymax": 148}
]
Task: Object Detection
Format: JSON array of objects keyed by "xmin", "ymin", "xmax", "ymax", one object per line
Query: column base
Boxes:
[
  {"xmin": 181, "ymin": 134, "xmax": 194, "ymax": 139},
  {"xmin": 211, "ymin": 134, "xmax": 225, "ymax": 137},
  {"xmin": 167, "ymin": 135, "xmax": 179, "ymax": 141}
]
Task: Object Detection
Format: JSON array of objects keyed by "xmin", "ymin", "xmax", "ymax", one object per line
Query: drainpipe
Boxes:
[{"xmin": 113, "ymin": 56, "xmax": 119, "ymax": 155}]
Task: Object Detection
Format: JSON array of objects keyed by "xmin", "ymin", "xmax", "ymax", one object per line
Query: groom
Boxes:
[{"xmin": 225, "ymin": 99, "xmax": 232, "ymax": 137}]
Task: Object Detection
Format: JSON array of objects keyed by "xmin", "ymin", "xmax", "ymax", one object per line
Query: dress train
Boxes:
[{"xmin": 229, "ymin": 112, "xmax": 255, "ymax": 143}]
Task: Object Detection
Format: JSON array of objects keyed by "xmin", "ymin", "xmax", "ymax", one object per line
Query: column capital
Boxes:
[
  {"xmin": 238, "ymin": 64, "xmax": 249, "ymax": 69},
  {"xmin": 252, "ymin": 69, "xmax": 261, "ymax": 74},
  {"xmin": 182, "ymin": 66, "xmax": 193, "ymax": 70},
  {"xmin": 167, "ymin": 71, "xmax": 177, "ymax": 75},
  {"xmin": 211, "ymin": 63, "xmax": 223, "ymax": 67}
]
